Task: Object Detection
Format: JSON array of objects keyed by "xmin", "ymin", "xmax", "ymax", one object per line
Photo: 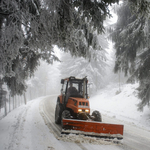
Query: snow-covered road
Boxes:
[
  {"xmin": 41, "ymin": 95, "xmax": 150, "ymax": 150},
  {"xmin": 1, "ymin": 94, "xmax": 150, "ymax": 150},
  {"xmin": 0, "ymin": 96, "xmax": 124, "ymax": 150}
]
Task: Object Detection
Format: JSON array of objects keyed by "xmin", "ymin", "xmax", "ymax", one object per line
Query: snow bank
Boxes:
[
  {"xmin": 90, "ymin": 83, "xmax": 150, "ymax": 131},
  {"xmin": 59, "ymin": 133, "xmax": 121, "ymax": 145}
]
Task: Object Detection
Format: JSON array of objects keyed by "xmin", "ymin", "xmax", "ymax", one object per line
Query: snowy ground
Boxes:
[
  {"xmin": 0, "ymin": 96, "xmax": 123, "ymax": 150},
  {"xmin": 0, "ymin": 97, "xmax": 59, "ymax": 150},
  {"xmin": 0, "ymin": 83, "xmax": 150, "ymax": 150}
]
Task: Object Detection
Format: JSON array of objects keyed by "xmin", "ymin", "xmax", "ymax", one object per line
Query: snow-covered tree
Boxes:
[
  {"xmin": 111, "ymin": 0, "xmax": 150, "ymax": 110},
  {"xmin": 0, "ymin": 0, "xmax": 119, "ymax": 96},
  {"xmin": 26, "ymin": 60, "xmax": 61, "ymax": 100},
  {"xmin": 60, "ymin": 33, "xmax": 108, "ymax": 94}
]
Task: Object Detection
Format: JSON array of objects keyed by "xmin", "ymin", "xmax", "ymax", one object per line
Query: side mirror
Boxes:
[{"xmin": 61, "ymin": 79, "xmax": 64, "ymax": 84}]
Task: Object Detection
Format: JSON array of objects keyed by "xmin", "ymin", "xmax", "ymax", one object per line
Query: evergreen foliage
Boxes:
[
  {"xmin": 111, "ymin": 0, "xmax": 150, "ymax": 110},
  {"xmin": 60, "ymin": 33, "xmax": 108, "ymax": 94},
  {"xmin": 0, "ymin": 0, "xmax": 118, "ymax": 96},
  {"xmin": 26, "ymin": 60, "xmax": 61, "ymax": 99}
]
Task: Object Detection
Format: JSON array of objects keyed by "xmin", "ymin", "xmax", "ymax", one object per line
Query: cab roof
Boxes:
[{"xmin": 61, "ymin": 76, "xmax": 88, "ymax": 84}]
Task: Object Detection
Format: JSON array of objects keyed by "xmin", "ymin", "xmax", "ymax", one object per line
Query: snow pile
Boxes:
[
  {"xmin": 59, "ymin": 134, "xmax": 121, "ymax": 145},
  {"xmin": 90, "ymin": 83, "xmax": 150, "ymax": 130}
]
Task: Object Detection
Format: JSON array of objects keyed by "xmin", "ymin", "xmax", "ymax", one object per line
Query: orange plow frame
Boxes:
[{"xmin": 62, "ymin": 119, "xmax": 124, "ymax": 139}]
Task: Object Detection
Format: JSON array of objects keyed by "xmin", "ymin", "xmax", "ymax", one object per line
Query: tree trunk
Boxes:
[
  {"xmin": 13, "ymin": 96, "xmax": 15, "ymax": 109},
  {"xmin": 4, "ymin": 99, "xmax": 7, "ymax": 116},
  {"xmin": 9, "ymin": 94, "xmax": 11, "ymax": 112},
  {"xmin": 23, "ymin": 93, "xmax": 27, "ymax": 105}
]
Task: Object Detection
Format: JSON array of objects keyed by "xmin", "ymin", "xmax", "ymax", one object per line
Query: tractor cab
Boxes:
[{"xmin": 61, "ymin": 76, "xmax": 88, "ymax": 105}]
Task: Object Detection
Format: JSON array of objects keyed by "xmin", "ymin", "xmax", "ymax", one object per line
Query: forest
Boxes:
[{"xmin": 0, "ymin": 0, "xmax": 150, "ymax": 114}]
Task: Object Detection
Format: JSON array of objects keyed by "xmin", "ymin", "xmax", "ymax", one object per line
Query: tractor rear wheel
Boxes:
[
  {"xmin": 55, "ymin": 99, "xmax": 63, "ymax": 124},
  {"xmin": 92, "ymin": 110, "xmax": 102, "ymax": 122}
]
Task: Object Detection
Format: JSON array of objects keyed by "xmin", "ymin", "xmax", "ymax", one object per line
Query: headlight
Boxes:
[
  {"xmin": 85, "ymin": 109, "xmax": 89, "ymax": 113},
  {"xmin": 78, "ymin": 109, "xmax": 82, "ymax": 112}
]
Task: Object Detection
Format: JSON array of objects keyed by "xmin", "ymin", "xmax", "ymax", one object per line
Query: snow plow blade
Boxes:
[{"xmin": 62, "ymin": 119, "xmax": 124, "ymax": 139}]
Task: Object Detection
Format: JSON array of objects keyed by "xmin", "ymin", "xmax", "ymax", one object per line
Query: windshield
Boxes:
[{"xmin": 67, "ymin": 79, "xmax": 87, "ymax": 98}]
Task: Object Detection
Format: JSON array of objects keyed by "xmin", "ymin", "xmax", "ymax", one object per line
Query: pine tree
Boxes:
[
  {"xmin": 111, "ymin": 0, "xmax": 150, "ymax": 110},
  {"xmin": 0, "ymin": 0, "xmax": 119, "ymax": 96},
  {"xmin": 60, "ymin": 33, "xmax": 108, "ymax": 94},
  {"xmin": 25, "ymin": 60, "xmax": 61, "ymax": 99}
]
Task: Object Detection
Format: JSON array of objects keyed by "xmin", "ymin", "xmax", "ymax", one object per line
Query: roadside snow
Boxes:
[{"xmin": 90, "ymin": 83, "xmax": 150, "ymax": 131}]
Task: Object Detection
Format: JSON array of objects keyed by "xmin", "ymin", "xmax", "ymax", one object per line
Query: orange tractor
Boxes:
[{"xmin": 55, "ymin": 76, "xmax": 124, "ymax": 139}]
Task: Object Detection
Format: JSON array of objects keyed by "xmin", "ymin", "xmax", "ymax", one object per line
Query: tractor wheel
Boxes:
[
  {"xmin": 55, "ymin": 99, "xmax": 63, "ymax": 124},
  {"xmin": 61, "ymin": 110, "xmax": 71, "ymax": 119},
  {"xmin": 61, "ymin": 110, "xmax": 71, "ymax": 125},
  {"xmin": 92, "ymin": 110, "xmax": 102, "ymax": 122}
]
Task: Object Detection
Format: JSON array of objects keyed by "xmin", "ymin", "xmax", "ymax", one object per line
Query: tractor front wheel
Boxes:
[{"xmin": 92, "ymin": 110, "xmax": 102, "ymax": 122}]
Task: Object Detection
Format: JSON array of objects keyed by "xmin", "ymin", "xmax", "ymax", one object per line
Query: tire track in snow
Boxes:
[
  {"xmin": 39, "ymin": 97, "xmax": 62, "ymax": 137},
  {"xmin": 7, "ymin": 104, "xmax": 31, "ymax": 150}
]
